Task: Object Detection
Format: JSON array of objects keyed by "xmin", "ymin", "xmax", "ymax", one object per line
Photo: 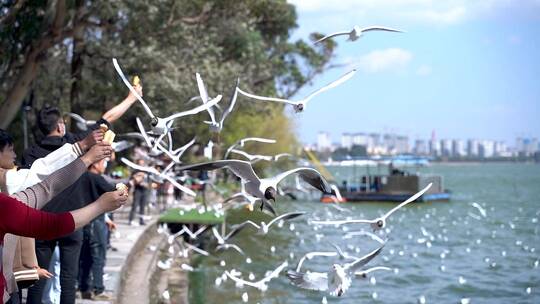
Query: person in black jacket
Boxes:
[{"xmin": 25, "ymin": 85, "xmax": 141, "ymax": 304}]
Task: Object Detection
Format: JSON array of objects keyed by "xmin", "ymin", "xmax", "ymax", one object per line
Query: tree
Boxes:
[{"xmin": 1, "ymin": 0, "xmax": 337, "ymax": 159}]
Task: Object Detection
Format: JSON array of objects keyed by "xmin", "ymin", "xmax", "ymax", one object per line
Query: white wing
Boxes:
[
  {"xmin": 311, "ymin": 219, "xmax": 374, "ymax": 226},
  {"xmin": 162, "ymin": 95, "xmax": 222, "ymax": 123},
  {"xmin": 239, "ymin": 137, "xmax": 277, "ymax": 146},
  {"xmin": 121, "ymin": 157, "xmax": 196, "ymax": 196},
  {"xmin": 195, "ymin": 73, "xmax": 217, "ymax": 124},
  {"xmin": 211, "ymin": 227, "xmax": 225, "ymax": 244},
  {"xmin": 314, "ymin": 30, "xmax": 352, "ymax": 43},
  {"xmin": 266, "ymin": 211, "xmax": 306, "ymax": 228},
  {"xmin": 360, "ymin": 26, "xmax": 404, "ymax": 33},
  {"xmin": 135, "ymin": 117, "xmax": 155, "ymax": 148},
  {"xmin": 185, "ymin": 243, "xmax": 210, "ymax": 256},
  {"xmin": 219, "ymin": 79, "xmax": 240, "ymax": 126},
  {"xmin": 382, "ymin": 183, "xmax": 432, "ymax": 220},
  {"xmin": 270, "ymin": 167, "xmax": 332, "ymax": 194},
  {"xmin": 302, "ymin": 69, "xmax": 356, "ymax": 104},
  {"xmin": 286, "ymin": 270, "xmax": 328, "ymax": 291},
  {"xmin": 237, "ymin": 88, "xmax": 296, "ymax": 105},
  {"xmin": 112, "ymin": 58, "xmax": 154, "ymax": 118}
]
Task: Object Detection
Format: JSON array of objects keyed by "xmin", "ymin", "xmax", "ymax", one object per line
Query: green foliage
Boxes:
[{"xmin": 1, "ymin": 0, "xmax": 336, "ymax": 162}]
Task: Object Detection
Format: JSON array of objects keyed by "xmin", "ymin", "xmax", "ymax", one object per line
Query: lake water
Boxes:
[{"xmin": 188, "ymin": 163, "xmax": 540, "ymax": 303}]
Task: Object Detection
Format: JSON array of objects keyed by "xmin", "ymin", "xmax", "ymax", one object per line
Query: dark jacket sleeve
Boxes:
[
  {"xmin": 0, "ymin": 194, "xmax": 75, "ymax": 240},
  {"xmin": 64, "ymin": 118, "xmax": 111, "ymax": 143}
]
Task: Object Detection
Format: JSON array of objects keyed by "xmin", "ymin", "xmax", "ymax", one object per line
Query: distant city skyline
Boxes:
[
  {"xmin": 310, "ymin": 130, "xmax": 538, "ymax": 158},
  {"xmin": 286, "ymin": 0, "xmax": 540, "ymax": 145}
]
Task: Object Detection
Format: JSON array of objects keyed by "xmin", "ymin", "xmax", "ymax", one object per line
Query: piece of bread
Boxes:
[
  {"xmin": 116, "ymin": 183, "xmax": 128, "ymax": 192},
  {"xmin": 103, "ymin": 130, "xmax": 116, "ymax": 144},
  {"xmin": 99, "ymin": 124, "xmax": 108, "ymax": 132},
  {"xmin": 133, "ymin": 75, "xmax": 140, "ymax": 86}
]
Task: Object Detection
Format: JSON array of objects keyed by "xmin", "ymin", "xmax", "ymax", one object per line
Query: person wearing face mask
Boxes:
[{"xmin": 24, "ymin": 86, "xmax": 141, "ymax": 304}]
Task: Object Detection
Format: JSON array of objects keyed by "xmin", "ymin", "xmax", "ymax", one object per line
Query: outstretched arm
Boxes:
[{"xmin": 101, "ymin": 84, "xmax": 142, "ymax": 124}]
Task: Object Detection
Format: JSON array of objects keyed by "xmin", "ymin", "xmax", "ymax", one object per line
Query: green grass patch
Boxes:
[{"xmin": 159, "ymin": 208, "xmax": 224, "ymax": 225}]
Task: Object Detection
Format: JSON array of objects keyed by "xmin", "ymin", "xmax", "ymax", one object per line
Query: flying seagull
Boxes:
[
  {"xmin": 113, "ymin": 58, "xmax": 222, "ymax": 134},
  {"xmin": 312, "ymin": 183, "xmax": 432, "ymax": 231},
  {"xmin": 197, "ymin": 75, "xmax": 240, "ymax": 132},
  {"xmin": 354, "ymin": 266, "xmax": 392, "ymax": 278},
  {"xmin": 223, "ymin": 137, "xmax": 276, "ymax": 159},
  {"xmin": 177, "ymin": 160, "xmax": 332, "ymax": 214},
  {"xmin": 211, "ymin": 226, "xmax": 248, "ymax": 255},
  {"xmin": 232, "ymin": 211, "xmax": 306, "ymax": 235},
  {"xmin": 315, "ymin": 26, "xmax": 404, "ymax": 44},
  {"xmin": 237, "ymin": 69, "xmax": 356, "ymax": 113},
  {"xmin": 121, "ymin": 157, "xmax": 196, "ymax": 196},
  {"xmin": 225, "ymin": 261, "xmax": 288, "ymax": 291},
  {"xmin": 287, "ymin": 244, "xmax": 384, "ymax": 297},
  {"xmin": 65, "ymin": 112, "xmax": 96, "ymax": 131}
]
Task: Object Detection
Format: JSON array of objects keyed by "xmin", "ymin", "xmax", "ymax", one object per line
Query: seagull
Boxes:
[
  {"xmin": 312, "ymin": 183, "xmax": 432, "ymax": 231},
  {"xmin": 287, "ymin": 244, "xmax": 384, "ymax": 297},
  {"xmin": 342, "ymin": 230, "xmax": 385, "ymax": 244},
  {"xmin": 121, "ymin": 157, "xmax": 196, "ymax": 196},
  {"xmin": 315, "ymin": 26, "xmax": 404, "ymax": 44},
  {"xmin": 237, "ymin": 69, "xmax": 356, "ymax": 113},
  {"xmin": 195, "ymin": 73, "xmax": 218, "ymax": 129},
  {"xmin": 177, "ymin": 160, "xmax": 332, "ymax": 214},
  {"xmin": 330, "ymin": 243, "xmax": 358, "ymax": 260},
  {"xmin": 223, "ymin": 137, "xmax": 276, "ymax": 159},
  {"xmin": 65, "ymin": 112, "xmax": 96, "ymax": 131},
  {"xmin": 113, "ymin": 58, "xmax": 222, "ymax": 134},
  {"xmin": 198, "ymin": 75, "xmax": 240, "ymax": 132},
  {"xmin": 221, "ymin": 192, "xmax": 263, "ymax": 212},
  {"xmin": 471, "ymin": 202, "xmax": 487, "ymax": 217},
  {"xmin": 156, "ymin": 137, "xmax": 196, "ymax": 164},
  {"xmin": 232, "ymin": 211, "xmax": 306, "ymax": 235},
  {"xmin": 182, "ymin": 225, "xmax": 210, "ymax": 240},
  {"xmin": 229, "ymin": 149, "xmax": 272, "ymax": 163},
  {"xmin": 111, "ymin": 140, "xmax": 134, "ymax": 152},
  {"xmin": 295, "ymin": 252, "xmax": 338, "ymax": 272},
  {"xmin": 211, "ymin": 226, "xmax": 247, "ymax": 255},
  {"xmin": 225, "ymin": 261, "xmax": 288, "ymax": 291},
  {"xmin": 354, "ymin": 266, "xmax": 392, "ymax": 278}
]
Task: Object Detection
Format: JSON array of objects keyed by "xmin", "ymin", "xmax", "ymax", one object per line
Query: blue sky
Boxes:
[{"xmin": 286, "ymin": 0, "xmax": 540, "ymax": 146}]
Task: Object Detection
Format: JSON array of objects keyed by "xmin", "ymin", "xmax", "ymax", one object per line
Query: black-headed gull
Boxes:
[
  {"xmin": 113, "ymin": 58, "xmax": 222, "ymax": 134},
  {"xmin": 65, "ymin": 112, "xmax": 96, "ymax": 131},
  {"xmin": 177, "ymin": 160, "xmax": 332, "ymax": 213},
  {"xmin": 287, "ymin": 244, "xmax": 384, "ymax": 297},
  {"xmin": 121, "ymin": 157, "xmax": 196, "ymax": 196},
  {"xmin": 223, "ymin": 137, "xmax": 276, "ymax": 159},
  {"xmin": 312, "ymin": 183, "xmax": 432, "ymax": 231},
  {"xmin": 225, "ymin": 261, "xmax": 288, "ymax": 291},
  {"xmin": 237, "ymin": 69, "xmax": 356, "ymax": 113},
  {"xmin": 232, "ymin": 211, "xmax": 306, "ymax": 235},
  {"xmin": 315, "ymin": 26, "xmax": 404, "ymax": 44}
]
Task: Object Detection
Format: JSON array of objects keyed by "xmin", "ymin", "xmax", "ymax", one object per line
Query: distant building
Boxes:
[
  {"xmin": 440, "ymin": 139, "xmax": 452, "ymax": 157},
  {"xmin": 516, "ymin": 137, "xmax": 538, "ymax": 156},
  {"xmin": 414, "ymin": 139, "xmax": 428, "ymax": 155},
  {"xmin": 467, "ymin": 139, "xmax": 480, "ymax": 157},
  {"xmin": 429, "ymin": 139, "xmax": 441, "ymax": 156},
  {"xmin": 479, "ymin": 140, "xmax": 495, "ymax": 158},
  {"xmin": 341, "ymin": 133, "xmax": 353, "ymax": 149},
  {"xmin": 317, "ymin": 132, "xmax": 332, "ymax": 152},
  {"xmin": 452, "ymin": 139, "xmax": 467, "ymax": 157}
]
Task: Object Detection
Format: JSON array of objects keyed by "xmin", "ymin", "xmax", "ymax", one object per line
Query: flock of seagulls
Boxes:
[{"xmin": 67, "ymin": 23, "xmax": 539, "ymax": 303}]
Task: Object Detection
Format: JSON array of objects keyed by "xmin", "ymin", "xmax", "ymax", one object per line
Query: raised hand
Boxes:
[
  {"xmin": 78, "ymin": 129, "xmax": 105, "ymax": 151},
  {"xmin": 80, "ymin": 142, "xmax": 113, "ymax": 166}
]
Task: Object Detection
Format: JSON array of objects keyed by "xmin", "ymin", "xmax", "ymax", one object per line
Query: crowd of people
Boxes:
[{"xmin": 0, "ymin": 84, "xmax": 181, "ymax": 303}]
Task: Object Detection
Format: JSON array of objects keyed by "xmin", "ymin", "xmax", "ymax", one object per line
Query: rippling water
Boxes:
[{"xmin": 188, "ymin": 163, "xmax": 540, "ymax": 303}]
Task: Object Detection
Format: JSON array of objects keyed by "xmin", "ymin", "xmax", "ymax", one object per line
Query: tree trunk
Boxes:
[
  {"xmin": 0, "ymin": 0, "xmax": 67, "ymax": 129},
  {"xmin": 69, "ymin": 0, "xmax": 87, "ymax": 131},
  {"xmin": 0, "ymin": 51, "xmax": 41, "ymax": 129}
]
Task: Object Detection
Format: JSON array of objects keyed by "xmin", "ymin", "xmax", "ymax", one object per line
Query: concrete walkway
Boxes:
[{"xmin": 76, "ymin": 203, "xmax": 162, "ymax": 304}]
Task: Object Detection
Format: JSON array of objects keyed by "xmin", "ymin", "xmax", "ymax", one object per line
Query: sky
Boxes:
[{"xmin": 286, "ymin": 0, "xmax": 540, "ymax": 146}]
